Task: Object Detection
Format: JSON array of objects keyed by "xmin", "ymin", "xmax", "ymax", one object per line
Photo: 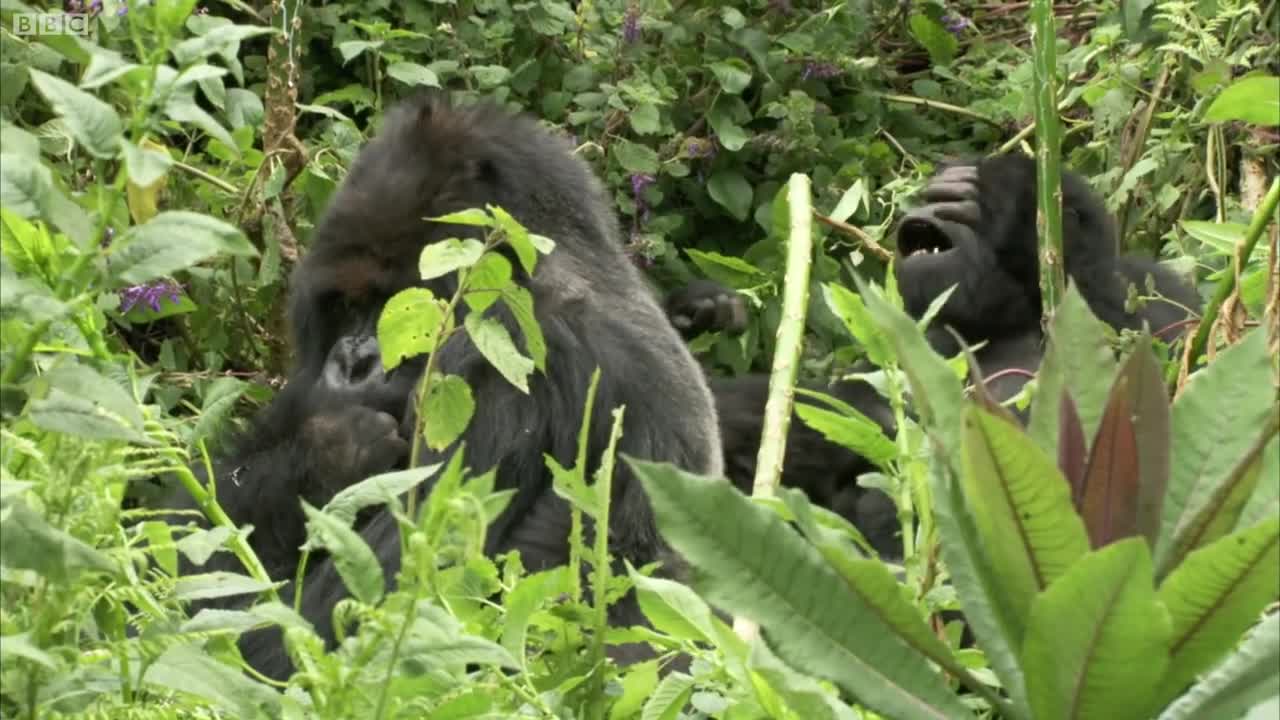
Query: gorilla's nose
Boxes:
[{"xmin": 336, "ymin": 334, "xmax": 385, "ymax": 387}]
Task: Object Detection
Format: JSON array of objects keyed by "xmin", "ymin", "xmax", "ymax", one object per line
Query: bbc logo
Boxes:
[{"xmin": 12, "ymin": 13, "xmax": 93, "ymax": 36}]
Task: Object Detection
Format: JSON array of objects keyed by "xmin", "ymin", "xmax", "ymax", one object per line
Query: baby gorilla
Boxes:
[
  {"xmin": 163, "ymin": 93, "xmax": 724, "ymax": 680},
  {"xmin": 668, "ymin": 153, "xmax": 1202, "ymax": 559}
]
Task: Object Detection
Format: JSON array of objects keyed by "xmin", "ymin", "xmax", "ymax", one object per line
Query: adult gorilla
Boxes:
[
  {"xmin": 164, "ymin": 93, "xmax": 724, "ymax": 680},
  {"xmin": 668, "ymin": 153, "xmax": 1202, "ymax": 558}
]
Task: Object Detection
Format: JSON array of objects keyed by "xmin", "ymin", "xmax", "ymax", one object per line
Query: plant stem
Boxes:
[{"xmin": 1030, "ymin": 0, "xmax": 1066, "ymax": 326}]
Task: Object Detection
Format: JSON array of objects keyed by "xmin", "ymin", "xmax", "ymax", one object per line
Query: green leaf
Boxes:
[
  {"xmin": 189, "ymin": 376, "xmax": 248, "ymax": 451},
  {"xmin": 823, "ymin": 283, "xmax": 893, "ymax": 367},
  {"xmin": 423, "ymin": 374, "xmax": 475, "ymax": 451},
  {"xmin": 613, "ymin": 139, "xmax": 660, "ymax": 174},
  {"xmin": 141, "ymin": 521, "xmax": 178, "ymax": 577},
  {"xmin": 489, "ymin": 204, "xmax": 545, "ymax": 276},
  {"xmin": 1157, "ymin": 612, "xmax": 1279, "ymax": 720},
  {"xmin": 471, "ymin": 65, "xmax": 511, "ymax": 88},
  {"xmin": 1029, "ymin": 285, "xmax": 1119, "ymax": 453},
  {"xmin": 109, "ymin": 211, "xmax": 257, "ymax": 285},
  {"xmin": 419, "ymin": 238, "xmax": 485, "ymax": 281},
  {"xmin": 27, "ymin": 69, "xmax": 122, "ymax": 159},
  {"xmin": 337, "ymin": 40, "xmax": 383, "ymax": 64},
  {"xmin": 709, "ymin": 58, "xmax": 752, "ymax": 94},
  {"xmin": 171, "ymin": 24, "xmax": 276, "ymax": 65},
  {"xmin": 1153, "ymin": 517, "xmax": 1280, "ymax": 709},
  {"xmin": 1203, "ymin": 75, "xmax": 1280, "ymax": 126},
  {"xmin": 629, "ymin": 103, "xmax": 661, "ymax": 135},
  {"xmin": 1021, "ymin": 538, "xmax": 1171, "ymax": 720},
  {"xmin": 0, "ymin": 633, "xmax": 57, "ymax": 671},
  {"xmin": 631, "ymin": 570, "xmax": 717, "ymax": 643},
  {"xmin": 501, "ymin": 285, "xmax": 547, "ymax": 372},
  {"xmin": 173, "ymin": 571, "xmax": 274, "ymax": 601},
  {"xmin": 121, "ymin": 139, "xmax": 174, "ymax": 189},
  {"xmin": 0, "ymin": 501, "xmax": 115, "ymax": 584},
  {"xmin": 629, "ymin": 457, "xmax": 976, "ymax": 720},
  {"xmin": 747, "ymin": 639, "xmax": 863, "ymax": 720},
  {"xmin": 28, "ymin": 364, "xmax": 150, "ymax": 444},
  {"xmin": 377, "ymin": 287, "xmax": 445, "ymax": 370},
  {"xmin": 464, "ymin": 252, "xmax": 512, "ymax": 313},
  {"xmin": 684, "ymin": 248, "xmax": 766, "ymax": 288},
  {"xmin": 430, "ymin": 208, "xmax": 495, "ymax": 228},
  {"xmin": 464, "ymin": 313, "xmax": 535, "ymax": 393},
  {"xmin": 961, "ymin": 404, "xmax": 1091, "ymax": 630},
  {"xmin": 143, "ymin": 644, "xmax": 279, "ymax": 717},
  {"xmin": 0, "ymin": 152, "xmax": 53, "ymax": 218},
  {"xmin": 642, "ymin": 672, "xmax": 696, "ymax": 720},
  {"xmin": 322, "ymin": 466, "xmax": 439, "ymax": 527},
  {"xmin": 1237, "ymin": 435, "xmax": 1279, "ymax": 532},
  {"xmin": 707, "ymin": 98, "xmax": 749, "ymax": 151},
  {"xmin": 301, "ymin": 501, "xmax": 385, "ymax": 605},
  {"xmin": 1180, "ymin": 220, "xmax": 1247, "ymax": 256},
  {"xmin": 500, "ymin": 566, "xmax": 570, "ymax": 658},
  {"xmin": 386, "ymin": 61, "xmax": 441, "ymax": 88},
  {"xmin": 1159, "ymin": 330, "xmax": 1276, "ymax": 573},
  {"xmin": 707, "ymin": 170, "xmax": 753, "ymax": 222},
  {"xmin": 793, "ymin": 401, "xmax": 896, "ymax": 468},
  {"xmin": 908, "ymin": 14, "xmax": 959, "ymax": 66},
  {"xmin": 609, "ymin": 660, "xmax": 660, "ymax": 720},
  {"xmin": 828, "ymin": 179, "xmax": 868, "ymax": 224}
]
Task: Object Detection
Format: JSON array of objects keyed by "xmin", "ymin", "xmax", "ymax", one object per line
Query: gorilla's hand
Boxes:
[
  {"xmin": 897, "ymin": 164, "xmax": 983, "ymax": 259},
  {"xmin": 666, "ymin": 279, "xmax": 748, "ymax": 339},
  {"xmin": 300, "ymin": 406, "xmax": 409, "ymax": 504}
]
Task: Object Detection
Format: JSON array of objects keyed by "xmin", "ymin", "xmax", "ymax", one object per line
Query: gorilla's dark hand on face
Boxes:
[
  {"xmin": 163, "ymin": 92, "xmax": 723, "ymax": 681},
  {"xmin": 665, "ymin": 278, "xmax": 749, "ymax": 340}
]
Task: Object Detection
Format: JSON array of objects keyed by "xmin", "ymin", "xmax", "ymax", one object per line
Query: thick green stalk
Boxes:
[{"xmin": 1030, "ymin": 0, "xmax": 1066, "ymax": 324}]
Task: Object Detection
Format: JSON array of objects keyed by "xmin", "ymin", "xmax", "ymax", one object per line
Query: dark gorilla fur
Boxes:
[
  {"xmin": 667, "ymin": 153, "xmax": 1202, "ymax": 560},
  {"xmin": 164, "ymin": 93, "xmax": 724, "ymax": 680}
]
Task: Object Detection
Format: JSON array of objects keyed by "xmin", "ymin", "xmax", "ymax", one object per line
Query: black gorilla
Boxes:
[
  {"xmin": 164, "ymin": 93, "xmax": 724, "ymax": 680},
  {"xmin": 668, "ymin": 153, "xmax": 1202, "ymax": 559}
]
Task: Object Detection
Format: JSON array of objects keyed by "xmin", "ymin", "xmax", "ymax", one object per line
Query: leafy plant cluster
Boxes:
[{"xmin": 0, "ymin": 0, "xmax": 1277, "ymax": 718}]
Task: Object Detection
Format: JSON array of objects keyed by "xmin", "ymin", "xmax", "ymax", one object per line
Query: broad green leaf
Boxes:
[
  {"xmin": 1237, "ymin": 435, "xmax": 1279, "ymax": 531},
  {"xmin": 143, "ymin": 644, "xmax": 279, "ymax": 717},
  {"xmin": 471, "ymin": 65, "xmax": 511, "ymax": 88},
  {"xmin": 1180, "ymin": 220, "xmax": 1247, "ymax": 256},
  {"xmin": 322, "ymin": 466, "xmax": 439, "ymax": 527},
  {"xmin": 464, "ymin": 252, "xmax": 512, "ymax": 313},
  {"xmin": 609, "ymin": 660, "xmax": 660, "ymax": 720},
  {"xmin": 465, "ymin": 313, "xmax": 535, "ymax": 393},
  {"xmin": 908, "ymin": 14, "xmax": 959, "ymax": 66},
  {"xmin": 707, "ymin": 97, "xmax": 749, "ymax": 151},
  {"xmin": 29, "ymin": 364, "xmax": 150, "ymax": 444},
  {"xmin": 1157, "ymin": 612, "xmax": 1279, "ymax": 720},
  {"xmin": 1203, "ymin": 75, "xmax": 1280, "ymax": 126},
  {"xmin": 174, "ymin": 526, "xmax": 233, "ymax": 567},
  {"xmin": 173, "ymin": 571, "xmax": 274, "ymax": 601},
  {"xmin": 613, "ymin": 139, "xmax": 660, "ymax": 174},
  {"xmin": 337, "ymin": 40, "xmax": 382, "ymax": 64},
  {"xmin": 1154, "ymin": 517, "xmax": 1280, "ymax": 709},
  {"xmin": 961, "ymin": 404, "xmax": 1091, "ymax": 628},
  {"xmin": 684, "ymin": 248, "xmax": 766, "ymax": 288},
  {"xmin": 629, "ymin": 103, "xmax": 660, "ymax": 134},
  {"xmin": 489, "ymin": 204, "xmax": 545, "ymax": 276},
  {"xmin": 709, "ymin": 58, "xmax": 752, "ymax": 94},
  {"xmin": 856, "ymin": 275, "xmax": 966, "ymax": 451},
  {"xmin": 163, "ymin": 95, "xmax": 238, "ymax": 155},
  {"xmin": 1022, "ymin": 538, "xmax": 1170, "ymax": 720},
  {"xmin": 419, "ymin": 238, "xmax": 485, "ymax": 281},
  {"xmin": 0, "ymin": 152, "xmax": 53, "ymax": 218},
  {"xmin": 501, "ymin": 286, "xmax": 547, "ymax": 371},
  {"xmin": 377, "ymin": 287, "xmax": 446, "ymax": 370},
  {"xmin": 423, "ymin": 373, "xmax": 475, "ymax": 450},
  {"xmin": 630, "ymin": 458, "xmax": 975, "ymax": 720},
  {"xmin": 179, "ymin": 608, "xmax": 268, "ymax": 635},
  {"xmin": 0, "ymin": 633, "xmax": 57, "ymax": 671},
  {"xmin": 1159, "ymin": 330, "xmax": 1275, "ymax": 572},
  {"xmin": 171, "ymin": 24, "xmax": 276, "ymax": 65},
  {"xmin": 747, "ymin": 639, "xmax": 863, "ymax": 720},
  {"xmin": 1030, "ymin": 285, "xmax": 1119, "ymax": 453},
  {"xmin": 632, "ymin": 570, "xmax": 717, "ymax": 643},
  {"xmin": 823, "ymin": 283, "xmax": 894, "ymax": 368},
  {"xmin": 431, "ymin": 208, "xmax": 495, "ymax": 227},
  {"xmin": 0, "ymin": 257, "xmax": 67, "ymax": 323},
  {"xmin": 642, "ymin": 672, "xmax": 696, "ymax": 720},
  {"xmin": 500, "ymin": 566, "xmax": 569, "ymax": 658},
  {"xmin": 0, "ymin": 501, "xmax": 115, "ymax": 584},
  {"xmin": 301, "ymin": 501, "xmax": 385, "ymax": 605},
  {"xmin": 121, "ymin": 139, "xmax": 174, "ymax": 190},
  {"xmin": 141, "ymin": 521, "xmax": 177, "ymax": 577},
  {"xmin": 189, "ymin": 376, "xmax": 248, "ymax": 451},
  {"xmin": 28, "ymin": 69, "xmax": 122, "ymax": 158},
  {"xmin": 400, "ymin": 602, "xmax": 518, "ymax": 669},
  {"xmin": 386, "ymin": 61, "xmax": 441, "ymax": 87},
  {"xmin": 828, "ymin": 179, "xmax": 868, "ymax": 224},
  {"xmin": 707, "ymin": 170, "xmax": 753, "ymax": 222},
  {"xmin": 110, "ymin": 211, "xmax": 257, "ymax": 285}
]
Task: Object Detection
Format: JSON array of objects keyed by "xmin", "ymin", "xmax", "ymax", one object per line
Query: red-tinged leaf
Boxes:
[
  {"xmin": 1121, "ymin": 337, "xmax": 1171, "ymax": 549},
  {"xmin": 1080, "ymin": 376, "xmax": 1141, "ymax": 548},
  {"xmin": 1058, "ymin": 390, "xmax": 1088, "ymax": 509}
]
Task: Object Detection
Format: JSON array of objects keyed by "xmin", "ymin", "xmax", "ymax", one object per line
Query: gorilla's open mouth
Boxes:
[{"xmin": 898, "ymin": 217, "xmax": 954, "ymax": 259}]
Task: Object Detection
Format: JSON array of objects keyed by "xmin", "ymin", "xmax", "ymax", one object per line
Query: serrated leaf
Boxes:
[
  {"xmin": 632, "ymin": 570, "xmax": 717, "ymax": 643},
  {"xmin": 29, "ymin": 364, "xmax": 149, "ymax": 444},
  {"xmin": 1237, "ymin": 435, "xmax": 1279, "ymax": 532},
  {"xmin": 1021, "ymin": 538, "xmax": 1170, "ymax": 720},
  {"xmin": 823, "ymin": 283, "xmax": 893, "ymax": 367},
  {"xmin": 629, "ymin": 103, "xmax": 660, "ymax": 134},
  {"xmin": 629, "ymin": 457, "xmax": 975, "ymax": 720},
  {"xmin": 613, "ymin": 139, "xmax": 660, "ymax": 174},
  {"xmin": 642, "ymin": 672, "xmax": 695, "ymax": 720},
  {"xmin": 109, "ymin": 211, "xmax": 256, "ymax": 285},
  {"xmin": 793, "ymin": 402, "xmax": 896, "ymax": 468},
  {"xmin": 28, "ymin": 69, "xmax": 122, "ymax": 159},
  {"xmin": 189, "ymin": 376, "xmax": 248, "ymax": 451},
  {"xmin": 322, "ymin": 466, "xmax": 439, "ymax": 527},
  {"xmin": 748, "ymin": 639, "xmax": 863, "ymax": 720},
  {"xmin": 301, "ymin": 502, "xmax": 385, "ymax": 605},
  {"xmin": 419, "ymin": 238, "xmax": 485, "ymax": 281},
  {"xmin": 1203, "ymin": 75, "xmax": 1280, "ymax": 126},
  {"xmin": 1030, "ymin": 285, "xmax": 1119, "ymax": 453},
  {"xmin": 465, "ymin": 313, "xmax": 535, "ymax": 393},
  {"xmin": 1157, "ymin": 612, "xmax": 1280, "ymax": 720},
  {"xmin": 171, "ymin": 24, "xmax": 276, "ymax": 66},
  {"xmin": 1179, "ymin": 220, "xmax": 1247, "ymax": 255},
  {"xmin": 1153, "ymin": 517, "xmax": 1280, "ymax": 709},
  {"xmin": 0, "ymin": 152, "xmax": 53, "ymax": 218},
  {"xmin": 684, "ymin": 248, "xmax": 766, "ymax": 288},
  {"xmin": 961, "ymin": 404, "xmax": 1091, "ymax": 629},
  {"xmin": 500, "ymin": 566, "xmax": 569, "ymax": 658},
  {"xmin": 463, "ymin": 252, "xmax": 512, "ymax": 313},
  {"xmin": 173, "ymin": 571, "xmax": 273, "ymax": 601},
  {"xmin": 0, "ymin": 501, "xmax": 115, "ymax": 584},
  {"xmin": 501, "ymin": 285, "xmax": 546, "ymax": 372},
  {"xmin": 77, "ymin": 41, "xmax": 138, "ymax": 90},
  {"xmin": 121, "ymin": 138, "xmax": 173, "ymax": 189},
  {"xmin": 1159, "ymin": 330, "xmax": 1276, "ymax": 573},
  {"xmin": 143, "ymin": 644, "xmax": 279, "ymax": 717},
  {"xmin": 386, "ymin": 61, "xmax": 440, "ymax": 88},
  {"xmin": 707, "ymin": 170, "xmax": 752, "ymax": 222},
  {"xmin": 175, "ymin": 526, "xmax": 233, "ymax": 567},
  {"xmin": 0, "ymin": 633, "xmax": 57, "ymax": 671},
  {"xmin": 423, "ymin": 374, "xmax": 475, "ymax": 450},
  {"xmin": 377, "ymin": 287, "xmax": 445, "ymax": 370}
]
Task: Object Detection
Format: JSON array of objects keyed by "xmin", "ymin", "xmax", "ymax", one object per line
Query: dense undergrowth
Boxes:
[{"xmin": 1, "ymin": 0, "xmax": 1278, "ymax": 718}]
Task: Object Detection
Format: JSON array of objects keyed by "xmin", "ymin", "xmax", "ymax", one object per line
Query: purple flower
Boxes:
[
  {"xmin": 942, "ymin": 13, "xmax": 970, "ymax": 36},
  {"xmin": 683, "ymin": 136, "xmax": 719, "ymax": 160},
  {"xmin": 119, "ymin": 278, "xmax": 184, "ymax": 314},
  {"xmin": 800, "ymin": 60, "xmax": 841, "ymax": 81},
  {"xmin": 621, "ymin": 4, "xmax": 641, "ymax": 43},
  {"xmin": 630, "ymin": 173, "xmax": 656, "ymax": 226}
]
